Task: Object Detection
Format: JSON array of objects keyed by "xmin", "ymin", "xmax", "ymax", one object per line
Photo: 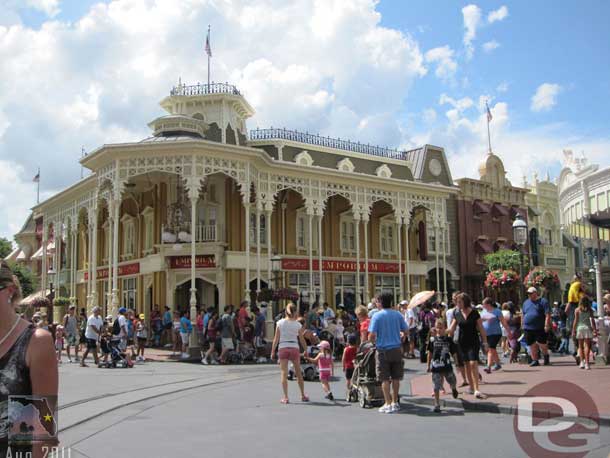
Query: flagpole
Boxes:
[
  {"xmin": 37, "ymin": 167, "xmax": 40, "ymax": 204},
  {"xmin": 486, "ymin": 100, "xmax": 492, "ymax": 154},
  {"xmin": 207, "ymin": 25, "xmax": 211, "ymax": 87}
]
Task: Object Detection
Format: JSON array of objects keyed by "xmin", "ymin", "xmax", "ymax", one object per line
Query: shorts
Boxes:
[
  {"xmin": 86, "ymin": 338, "xmax": 98, "ymax": 350},
  {"xmin": 345, "ymin": 367, "xmax": 354, "ymax": 380},
  {"xmin": 278, "ymin": 347, "xmax": 300, "ymax": 362},
  {"xmin": 163, "ymin": 322, "xmax": 172, "ymax": 330},
  {"xmin": 80, "ymin": 332, "xmax": 87, "ymax": 344},
  {"xmin": 180, "ymin": 332, "xmax": 190, "ymax": 345},
  {"xmin": 55, "ymin": 342, "xmax": 63, "ymax": 351},
  {"xmin": 319, "ymin": 370, "xmax": 331, "ymax": 382},
  {"xmin": 137, "ymin": 337, "xmax": 147, "ymax": 344},
  {"xmin": 524, "ymin": 329, "xmax": 548, "ymax": 346},
  {"xmin": 576, "ymin": 327, "xmax": 593, "ymax": 339},
  {"xmin": 222, "ymin": 338, "xmax": 235, "ymax": 351},
  {"xmin": 375, "ymin": 347, "xmax": 404, "ymax": 381},
  {"xmin": 408, "ymin": 328, "xmax": 418, "ymax": 342},
  {"xmin": 66, "ymin": 334, "xmax": 78, "ymax": 346},
  {"xmin": 127, "ymin": 338, "xmax": 135, "ymax": 346},
  {"xmin": 458, "ymin": 346, "xmax": 480, "ymax": 362},
  {"xmin": 432, "ymin": 370, "xmax": 457, "ymax": 392},
  {"xmin": 487, "ymin": 334, "xmax": 501, "ymax": 349}
]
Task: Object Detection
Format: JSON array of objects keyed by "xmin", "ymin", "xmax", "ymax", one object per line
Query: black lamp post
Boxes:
[
  {"xmin": 512, "ymin": 214, "xmax": 528, "ymax": 304},
  {"xmin": 270, "ymin": 255, "xmax": 282, "ymax": 335}
]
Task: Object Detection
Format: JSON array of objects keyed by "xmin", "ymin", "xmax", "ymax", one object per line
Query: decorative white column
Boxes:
[
  {"xmin": 317, "ymin": 211, "xmax": 324, "ymax": 305},
  {"xmin": 281, "ymin": 201, "xmax": 287, "ymax": 255},
  {"xmin": 396, "ymin": 218, "xmax": 404, "ymax": 300},
  {"xmin": 363, "ymin": 213, "xmax": 370, "ymax": 304},
  {"xmin": 111, "ymin": 196, "xmax": 121, "ymax": 315},
  {"xmin": 435, "ymin": 221, "xmax": 440, "ymax": 298},
  {"xmin": 55, "ymin": 223, "xmax": 62, "ymax": 297},
  {"xmin": 307, "ymin": 209, "xmax": 314, "ymax": 304},
  {"xmin": 442, "ymin": 226, "xmax": 448, "ymax": 303},
  {"xmin": 244, "ymin": 200, "xmax": 251, "ymax": 301},
  {"xmin": 256, "ymin": 204, "xmax": 262, "ymax": 298},
  {"xmin": 41, "ymin": 224, "xmax": 48, "ymax": 295},
  {"xmin": 405, "ymin": 219, "xmax": 411, "ymax": 298},
  {"xmin": 86, "ymin": 221, "xmax": 92, "ymax": 306},
  {"xmin": 355, "ymin": 212, "xmax": 361, "ymax": 306},
  {"xmin": 90, "ymin": 208, "xmax": 98, "ymax": 308},
  {"xmin": 266, "ymin": 206, "xmax": 272, "ymax": 292},
  {"xmin": 187, "ymin": 178, "xmax": 199, "ymax": 349},
  {"xmin": 106, "ymin": 208, "xmax": 114, "ymax": 313}
]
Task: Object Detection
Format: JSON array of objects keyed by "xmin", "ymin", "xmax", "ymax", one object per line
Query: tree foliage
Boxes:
[
  {"xmin": 8, "ymin": 261, "xmax": 37, "ymax": 298},
  {"xmin": 0, "ymin": 237, "xmax": 13, "ymax": 259},
  {"xmin": 484, "ymin": 249, "xmax": 527, "ymax": 273}
]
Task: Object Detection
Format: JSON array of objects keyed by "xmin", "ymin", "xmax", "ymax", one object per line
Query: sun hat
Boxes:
[
  {"xmin": 367, "ymin": 303, "xmax": 374, "ymax": 311},
  {"xmin": 317, "ymin": 340, "xmax": 331, "ymax": 350},
  {"xmin": 139, "ymin": 313, "xmax": 145, "ymax": 320},
  {"xmin": 106, "ymin": 315, "xmax": 113, "ymax": 321},
  {"xmin": 527, "ymin": 286, "xmax": 538, "ymax": 294}
]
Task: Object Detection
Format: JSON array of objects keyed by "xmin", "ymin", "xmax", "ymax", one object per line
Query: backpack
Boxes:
[
  {"xmin": 112, "ymin": 317, "xmax": 121, "ymax": 336},
  {"xmin": 216, "ymin": 315, "xmax": 224, "ymax": 332}
]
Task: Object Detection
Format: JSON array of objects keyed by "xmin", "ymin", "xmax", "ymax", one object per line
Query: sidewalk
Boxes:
[
  {"xmin": 407, "ymin": 354, "xmax": 610, "ymax": 421},
  {"xmin": 142, "ymin": 347, "xmax": 188, "ymax": 362}
]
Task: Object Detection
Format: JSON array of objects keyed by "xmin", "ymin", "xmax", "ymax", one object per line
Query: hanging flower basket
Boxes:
[
  {"xmin": 524, "ymin": 267, "xmax": 560, "ymax": 289},
  {"xmin": 257, "ymin": 287, "xmax": 300, "ymax": 303},
  {"xmin": 484, "ymin": 269, "xmax": 520, "ymax": 290},
  {"xmin": 53, "ymin": 296, "xmax": 71, "ymax": 307}
]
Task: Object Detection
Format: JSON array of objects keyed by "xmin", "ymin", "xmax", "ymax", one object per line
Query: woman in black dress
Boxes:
[
  {"xmin": 0, "ymin": 261, "xmax": 58, "ymax": 456},
  {"xmin": 448, "ymin": 292, "xmax": 488, "ymax": 399}
]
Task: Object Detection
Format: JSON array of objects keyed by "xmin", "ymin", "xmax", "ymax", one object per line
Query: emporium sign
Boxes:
[
  {"xmin": 84, "ymin": 262, "xmax": 140, "ymax": 280},
  {"xmin": 169, "ymin": 255, "xmax": 216, "ymax": 269},
  {"xmin": 281, "ymin": 258, "xmax": 400, "ymax": 273}
]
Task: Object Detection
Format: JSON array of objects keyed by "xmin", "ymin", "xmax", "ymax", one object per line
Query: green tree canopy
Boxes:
[
  {"xmin": 9, "ymin": 262, "xmax": 37, "ymax": 298},
  {"xmin": 484, "ymin": 249, "xmax": 528, "ymax": 273},
  {"xmin": 0, "ymin": 237, "xmax": 13, "ymax": 259}
]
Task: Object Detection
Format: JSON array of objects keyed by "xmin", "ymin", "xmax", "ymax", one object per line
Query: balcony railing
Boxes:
[
  {"xmin": 196, "ymin": 224, "xmax": 221, "ymax": 242},
  {"xmin": 249, "ymin": 127, "xmax": 408, "ymax": 160},
  {"xmin": 161, "ymin": 224, "xmax": 223, "ymax": 244},
  {"xmin": 169, "ymin": 82, "xmax": 241, "ymax": 97}
]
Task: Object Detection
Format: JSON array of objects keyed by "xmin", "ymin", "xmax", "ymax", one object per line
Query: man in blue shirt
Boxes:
[
  {"xmin": 368, "ymin": 293, "xmax": 407, "ymax": 414},
  {"xmin": 522, "ymin": 286, "xmax": 552, "ymax": 367},
  {"xmin": 162, "ymin": 305, "xmax": 172, "ymax": 347}
]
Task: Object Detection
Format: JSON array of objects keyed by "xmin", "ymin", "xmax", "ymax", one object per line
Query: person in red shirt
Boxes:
[
  {"xmin": 356, "ymin": 305, "xmax": 370, "ymax": 343},
  {"xmin": 342, "ymin": 334, "xmax": 358, "ymax": 401},
  {"xmin": 237, "ymin": 301, "xmax": 250, "ymax": 340}
]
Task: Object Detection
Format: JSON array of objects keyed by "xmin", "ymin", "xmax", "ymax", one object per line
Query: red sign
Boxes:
[
  {"xmin": 84, "ymin": 262, "xmax": 140, "ymax": 280},
  {"xmin": 169, "ymin": 255, "xmax": 216, "ymax": 269},
  {"xmin": 281, "ymin": 258, "xmax": 400, "ymax": 273}
]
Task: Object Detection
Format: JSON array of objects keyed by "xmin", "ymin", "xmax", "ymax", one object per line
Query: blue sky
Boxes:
[{"xmin": 1, "ymin": 0, "xmax": 609, "ymax": 239}]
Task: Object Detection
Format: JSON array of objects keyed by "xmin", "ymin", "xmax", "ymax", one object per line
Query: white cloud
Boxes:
[
  {"xmin": 488, "ymin": 6, "xmax": 508, "ymax": 23},
  {"xmin": 531, "ymin": 83, "xmax": 562, "ymax": 112},
  {"xmin": 425, "ymin": 45, "xmax": 457, "ymax": 82},
  {"xmin": 0, "ymin": 0, "xmax": 428, "ymax": 238},
  {"xmin": 462, "ymin": 4, "xmax": 482, "ymax": 59},
  {"xmin": 482, "ymin": 40, "xmax": 500, "ymax": 52},
  {"xmin": 439, "ymin": 94, "xmax": 474, "ymax": 112},
  {"xmin": 496, "ymin": 81, "xmax": 509, "ymax": 93},
  {"xmin": 422, "ymin": 108, "xmax": 437, "ymax": 124}
]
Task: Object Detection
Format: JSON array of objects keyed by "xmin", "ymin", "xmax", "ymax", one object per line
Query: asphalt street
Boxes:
[{"xmin": 56, "ymin": 361, "xmax": 610, "ymax": 458}]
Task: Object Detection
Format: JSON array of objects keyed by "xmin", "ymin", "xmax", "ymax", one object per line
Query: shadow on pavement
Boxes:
[{"xmin": 397, "ymin": 403, "xmax": 465, "ymax": 417}]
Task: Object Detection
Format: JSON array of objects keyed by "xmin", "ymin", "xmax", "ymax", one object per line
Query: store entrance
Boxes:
[{"xmin": 174, "ymin": 278, "xmax": 218, "ymax": 313}]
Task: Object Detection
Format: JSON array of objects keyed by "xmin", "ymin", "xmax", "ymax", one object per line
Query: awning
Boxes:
[
  {"xmin": 4, "ymin": 247, "xmax": 21, "ymax": 261},
  {"xmin": 16, "ymin": 250, "xmax": 26, "ymax": 260},
  {"xmin": 475, "ymin": 239, "xmax": 493, "ymax": 253},
  {"xmin": 31, "ymin": 241, "xmax": 54, "ymax": 259},
  {"xmin": 527, "ymin": 206, "xmax": 541, "ymax": 217},
  {"xmin": 589, "ymin": 210, "xmax": 610, "ymax": 229},
  {"xmin": 562, "ymin": 233, "xmax": 578, "ymax": 249},
  {"xmin": 473, "ymin": 200, "xmax": 491, "ymax": 215},
  {"xmin": 492, "ymin": 203, "xmax": 510, "ymax": 217}
]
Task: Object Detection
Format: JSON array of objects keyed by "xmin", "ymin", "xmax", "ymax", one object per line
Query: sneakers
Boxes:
[
  {"xmin": 390, "ymin": 402, "xmax": 401, "ymax": 412},
  {"xmin": 67, "ymin": 358, "xmax": 72, "ymax": 364},
  {"xmin": 180, "ymin": 352, "xmax": 190, "ymax": 359},
  {"xmin": 580, "ymin": 361, "xmax": 586, "ymax": 369},
  {"xmin": 492, "ymin": 363, "xmax": 502, "ymax": 371},
  {"xmin": 325, "ymin": 392, "xmax": 335, "ymax": 401},
  {"xmin": 210, "ymin": 359, "xmax": 219, "ymax": 365},
  {"xmin": 529, "ymin": 360, "xmax": 540, "ymax": 367},
  {"xmin": 585, "ymin": 364, "xmax": 591, "ymax": 370},
  {"xmin": 574, "ymin": 353, "xmax": 581, "ymax": 366},
  {"xmin": 484, "ymin": 366, "xmax": 492, "ymax": 374},
  {"xmin": 378, "ymin": 404, "xmax": 393, "ymax": 414},
  {"xmin": 543, "ymin": 354, "xmax": 550, "ymax": 366},
  {"xmin": 433, "ymin": 405, "xmax": 441, "ymax": 413},
  {"xmin": 201, "ymin": 358, "xmax": 209, "ymax": 365},
  {"xmin": 474, "ymin": 390, "xmax": 487, "ymax": 399}
]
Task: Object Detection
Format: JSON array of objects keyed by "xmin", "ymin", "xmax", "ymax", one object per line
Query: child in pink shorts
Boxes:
[{"xmin": 307, "ymin": 340, "xmax": 335, "ymax": 401}]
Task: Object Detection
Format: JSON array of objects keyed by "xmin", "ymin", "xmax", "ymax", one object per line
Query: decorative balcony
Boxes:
[
  {"xmin": 196, "ymin": 224, "xmax": 222, "ymax": 242},
  {"xmin": 169, "ymin": 82, "xmax": 241, "ymax": 97},
  {"xmin": 249, "ymin": 127, "xmax": 409, "ymax": 161},
  {"xmin": 162, "ymin": 224, "xmax": 223, "ymax": 244}
]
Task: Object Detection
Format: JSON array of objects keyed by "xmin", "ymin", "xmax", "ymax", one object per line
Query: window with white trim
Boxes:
[
  {"xmin": 142, "ymin": 207, "xmax": 154, "ymax": 255},
  {"xmin": 249, "ymin": 211, "xmax": 268, "ymax": 247},
  {"xmin": 334, "ymin": 274, "xmax": 365, "ymax": 311},
  {"xmin": 121, "ymin": 215, "xmax": 136, "ymax": 260},
  {"xmin": 374, "ymin": 275, "xmax": 401, "ymax": 306},
  {"xmin": 340, "ymin": 214, "xmax": 356, "ymax": 254},
  {"xmin": 296, "ymin": 210, "xmax": 318, "ymax": 252},
  {"xmin": 427, "ymin": 220, "xmax": 450, "ymax": 255},
  {"xmin": 103, "ymin": 222, "xmax": 110, "ymax": 264},
  {"xmin": 289, "ymin": 272, "xmax": 320, "ymax": 306},
  {"xmin": 379, "ymin": 219, "xmax": 396, "ymax": 256},
  {"xmin": 121, "ymin": 277, "xmax": 137, "ymax": 310}
]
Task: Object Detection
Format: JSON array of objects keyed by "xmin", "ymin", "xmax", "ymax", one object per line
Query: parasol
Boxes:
[{"xmin": 407, "ymin": 290, "xmax": 436, "ymax": 310}]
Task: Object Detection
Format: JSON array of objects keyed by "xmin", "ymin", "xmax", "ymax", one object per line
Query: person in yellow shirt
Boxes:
[{"xmin": 565, "ymin": 273, "xmax": 587, "ymax": 364}]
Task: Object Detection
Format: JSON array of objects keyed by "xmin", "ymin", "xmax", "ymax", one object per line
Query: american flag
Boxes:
[
  {"xmin": 486, "ymin": 101, "xmax": 493, "ymax": 122},
  {"xmin": 205, "ymin": 27, "xmax": 212, "ymax": 58},
  {"xmin": 32, "ymin": 170, "xmax": 40, "ymax": 183}
]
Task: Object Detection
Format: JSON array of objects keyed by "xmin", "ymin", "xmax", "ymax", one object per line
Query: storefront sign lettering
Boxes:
[
  {"xmin": 84, "ymin": 262, "xmax": 140, "ymax": 280},
  {"xmin": 169, "ymin": 255, "xmax": 216, "ymax": 269},
  {"xmin": 281, "ymin": 258, "xmax": 400, "ymax": 273}
]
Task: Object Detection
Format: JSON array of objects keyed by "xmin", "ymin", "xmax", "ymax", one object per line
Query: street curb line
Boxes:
[{"xmin": 402, "ymin": 396, "xmax": 610, "ymax": 427}]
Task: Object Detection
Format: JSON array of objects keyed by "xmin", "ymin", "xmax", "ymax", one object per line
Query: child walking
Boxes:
[
  {"xmin": 55, "ymin": 325, "xmax": 65, "ymax": 364},
  {"xmin": 427, "ymin": 319, "xmax": 459, "ymax": 413},
  {"xmin": 307, "ymin": 340, "xmax": 335, "ymax": 401},
  {"xmin": 572, "ymin": 297, "xmax": 598, "ymax": 370},
  {"xmin": 342, "ymin": 334, "xmax": 358, "ymax": 401}
]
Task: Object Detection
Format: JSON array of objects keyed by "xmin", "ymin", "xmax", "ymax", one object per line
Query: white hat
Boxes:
[
  {"xmin": 399, "ymin": 300, "xmax": 408, "ymax": 306},
  {"xmin": 367, "ymin": 303, "xmax": 374, "ymax": 310},
  {"xmin": 527, "ymin": 286, "xmax": 538, "ymax": 294}
]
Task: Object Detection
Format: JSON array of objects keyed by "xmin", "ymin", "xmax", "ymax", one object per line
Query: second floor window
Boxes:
[
  {"xmin": 380, "ymin": 221, "xmax": 395, "ymax": 255},
  {"xmin": 341, "ymin": 217, "xmax": 356, "ymax": 253}
]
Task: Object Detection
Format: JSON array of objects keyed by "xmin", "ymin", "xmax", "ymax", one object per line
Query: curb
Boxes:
[{"xmin": 402, "ymin": 396, "xmax": 610, "ymax": 427}]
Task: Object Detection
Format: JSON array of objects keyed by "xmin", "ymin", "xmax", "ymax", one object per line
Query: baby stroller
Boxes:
[
  {"xmin": 99, "ymin": 339, "xmax": 132, "ymax": 368},
  {"xmin": 288, "ymin": 346, "xmax": 320, "ymax": 382},
  {"xmin": 348, "ymin": 342, "xmax": 384, "ymax": 408}
]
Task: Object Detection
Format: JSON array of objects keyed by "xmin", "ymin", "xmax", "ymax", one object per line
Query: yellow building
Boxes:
[{"xmin": 13, "ymin": 81, "xmax": 457, "ymax": 323}]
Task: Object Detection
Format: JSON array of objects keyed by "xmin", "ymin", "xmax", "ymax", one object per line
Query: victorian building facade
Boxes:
[
  {"xmin": 455, "ymin": 152, "xmax": 529, "ymax": 302},
  {"xmin": 9, "ymin": 81, "xmax": 457, "ymax": 322}
]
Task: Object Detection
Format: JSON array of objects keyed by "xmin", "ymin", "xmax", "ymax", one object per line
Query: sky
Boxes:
[{"xmin": 1, "ymin": 0, "xmax": 609, "ymax": 240}]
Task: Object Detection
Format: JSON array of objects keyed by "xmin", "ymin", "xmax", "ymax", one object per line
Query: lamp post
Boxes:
[
  {"xmin": 513, "ymin": 214, "xmax": 528, "ymax": 304},
  {"xmin": 47, "ymin": 268, "xmax": 56, "ymax": 324},
  {"xmin": 268, "ymin": 255, "xmax": 282, "ymax": 339}
]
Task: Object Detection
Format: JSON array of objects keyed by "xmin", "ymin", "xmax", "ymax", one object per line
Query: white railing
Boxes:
[
  {"xmin": 196, "ymin": 224, "xmax": 221, "ymax": 242},
  {"xmin": 161, "ymin": 224, "xmax": 223, "ymax": 243}
]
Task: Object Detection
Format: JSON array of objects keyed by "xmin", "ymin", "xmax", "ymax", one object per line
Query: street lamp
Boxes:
[
  {"xmin": 47, "ymin": 268, "xmax": 56, "ymax": 324},
  {"xmin": 268, "ymin": 255, "xmax": 282, "ymax": 339},
  {"xmin": 513, "ymin": 214, "xmax": 528, "ymax": 304}
]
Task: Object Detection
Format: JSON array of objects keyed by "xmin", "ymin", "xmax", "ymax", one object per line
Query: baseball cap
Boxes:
[
  {"xmin": 118, "ymin": 307, "xmax": 127, "ymax": 314},
  {"xmin": 527, "ymin": 286, "xmax": 538, "ymax": 294},
  {"xmin": 367, "ymin": 303, "xmax": 374, "ymax": 310},
  {"xmin": 399, "ymin": 300, "xmax": 408, "ymax": 306}
]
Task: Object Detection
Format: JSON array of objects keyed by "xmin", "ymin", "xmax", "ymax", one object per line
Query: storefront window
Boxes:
[
  {"xmin": 289, "ymin": 273, "xmax": 320, "ymax": 308},
  {"xmin": 374, "ymin": 275, "xmax": 401, "ymax": 305},
  {"xmin": 122, "ymin": 277, "xmax": 137, "ymax": 310},
  {"xmin": 334, "ymin": 274, "xmax": 364, "ymax": 311}
]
